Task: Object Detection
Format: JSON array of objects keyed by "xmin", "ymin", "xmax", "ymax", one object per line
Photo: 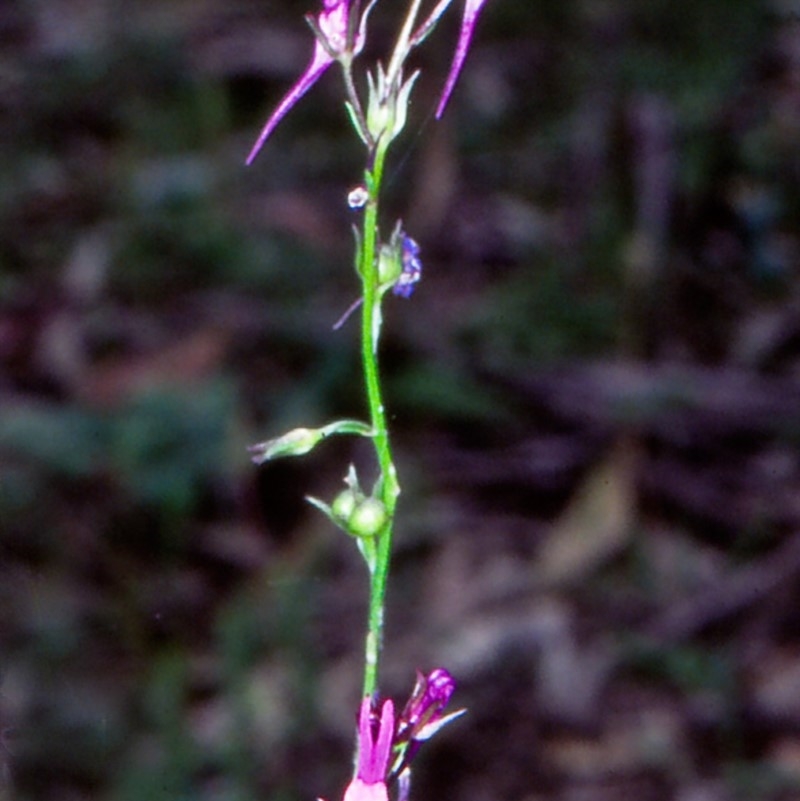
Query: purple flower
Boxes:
[
  {"xmin": 318, "ymin": 675, "xmax": 461, "ymax": 801},
  {"xmin": 391, "ymin": 668, "xmax": 465, "ymax": 778},
  {"xmin": 435, "ymin": 0, "xmax": 490, "ymax": 118},
  {"xmin": 246, "ymin": 0, "xmax": 361, "ymax": 165},
  {"xmin": 398, "ymin": 668, "xmax": 457, "ymax": 739},
  {"xmin": 392, "ymin": 234, "xmax": 422, "ymax": 298}
]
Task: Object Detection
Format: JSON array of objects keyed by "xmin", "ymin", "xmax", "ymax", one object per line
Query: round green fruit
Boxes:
[
  {"xmin": 331, "ymin": 489, "xmax": 360, "ymax": 523},
  {"xmin": 347, "ymin": 498, "xmax": 387, "ymax": 538}
]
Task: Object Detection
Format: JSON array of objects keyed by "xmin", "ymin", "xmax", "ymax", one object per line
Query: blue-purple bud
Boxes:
[{"xmin": 393, "ymin": 234, "xmax": 422, "ymax": 298}]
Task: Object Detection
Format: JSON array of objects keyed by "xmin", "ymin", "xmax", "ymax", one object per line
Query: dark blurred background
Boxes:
[{"xmin": 2, "ymin": 1, "xmax": 800, "ymax": 799}]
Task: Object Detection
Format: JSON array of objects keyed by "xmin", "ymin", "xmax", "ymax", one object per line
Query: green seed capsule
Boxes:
[
  {"xmin": 331, "ymin": 489, "xmax": 360, "ymax": 523},
  {"xmin": 377, "ymin": 244, "xmax": 402, "ymax": 286},
  {"xmin": 347, "ymin": 498, "xmax": 387, "ymax": 538}
]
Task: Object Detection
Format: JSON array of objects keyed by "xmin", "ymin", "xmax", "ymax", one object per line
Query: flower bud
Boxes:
[
  {"xmin": 365, "ymin": 66, "xmax": 419, "ymax": 145},
  {"xmin": 248, "ymin": 427, "xmax": 322, "ymax": 463},
  {"xmin": 347, "ymin": 497, "xmax": 387, "ymax": 538},
  {"xmin": 348, "ymin": 185, "xmax": 369, "ymax": 209},
  {"xmin": 331, "ymin": 488, "xmax": 360, "ymax": 522},
  {"xmin": 249, "ymin": 420, "xmax": 372, "ymax": 464},
  {"xmin": 377, "ymin": 243, "xmax": 402, "ymax": 286}
]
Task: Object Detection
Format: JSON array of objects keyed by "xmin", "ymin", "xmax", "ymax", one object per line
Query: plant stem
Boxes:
[{"xmin": 359, "ymin": 139, "xmax": 400, "ymax": 700}]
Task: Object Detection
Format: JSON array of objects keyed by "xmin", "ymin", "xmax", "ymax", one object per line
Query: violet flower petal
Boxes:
[
  {"xmin": 246, "ymin": 0, "xmax": 356, "ymax": 164},
  {"xmin": 245, "ymin": 41, "xmax": 334, "ymax": 165},
  {"xmin": 435, "ymin": 0, "xmax": 490, "ymax": 118},
  {"xmin": 421, "ymin": 667, "xmax": 455, "ymax": 709}
]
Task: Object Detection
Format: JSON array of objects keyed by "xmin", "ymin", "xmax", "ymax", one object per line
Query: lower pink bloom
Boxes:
[
  {"xmin": 342, "ymin": 778, "xmax": 388, "ymax": 801},
  {"xmin": 322, "ymin": 697, "xmax": 395, "ymax": 801}
]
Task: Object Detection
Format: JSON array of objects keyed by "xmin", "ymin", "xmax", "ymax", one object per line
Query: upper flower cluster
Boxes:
[
  {"xmin": 246, "ymin": 0, "xmax": 490, "ymax": 164},
  {"xmin": 245, "ymin": 0, "xmax": 364, "ymax": 164}
]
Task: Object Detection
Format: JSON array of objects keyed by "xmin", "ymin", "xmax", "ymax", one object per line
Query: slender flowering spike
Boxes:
[
  {"xmin": 435, "ymin": 0, "xmax": 490, "ymax": 118},
  {"xmin": 246, "ymin": 0, "xmax": 360, "ymax": 165}
]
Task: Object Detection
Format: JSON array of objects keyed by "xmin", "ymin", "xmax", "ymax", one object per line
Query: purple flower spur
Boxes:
[
  {"xmin": 246, "ymin": 0, "xmax": 364, "ymax": 164},
  {"xmin": 436, "ymin": 0, "xmax": 490, "ymax": 118}
]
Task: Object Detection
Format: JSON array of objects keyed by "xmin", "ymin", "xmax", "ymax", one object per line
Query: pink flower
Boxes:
[
  {"xmin": 320, "ymin": 697, "xmax": 394, "ymax": 801},
  {"xmin": 435, "ymin": 0, "xmax": 490, "ymax": 118},
  {"xmin": 246, "ymin": 0, "xmax": 360, "ymax": 165},
  {"xmin": 343, "ymin": 697, "xmax": 394, "ymax": 801}
]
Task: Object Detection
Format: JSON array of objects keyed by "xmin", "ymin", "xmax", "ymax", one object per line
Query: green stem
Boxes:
[{"xmin": 359, "ymin": 139, "xmax": 400, "ymax": 700}]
